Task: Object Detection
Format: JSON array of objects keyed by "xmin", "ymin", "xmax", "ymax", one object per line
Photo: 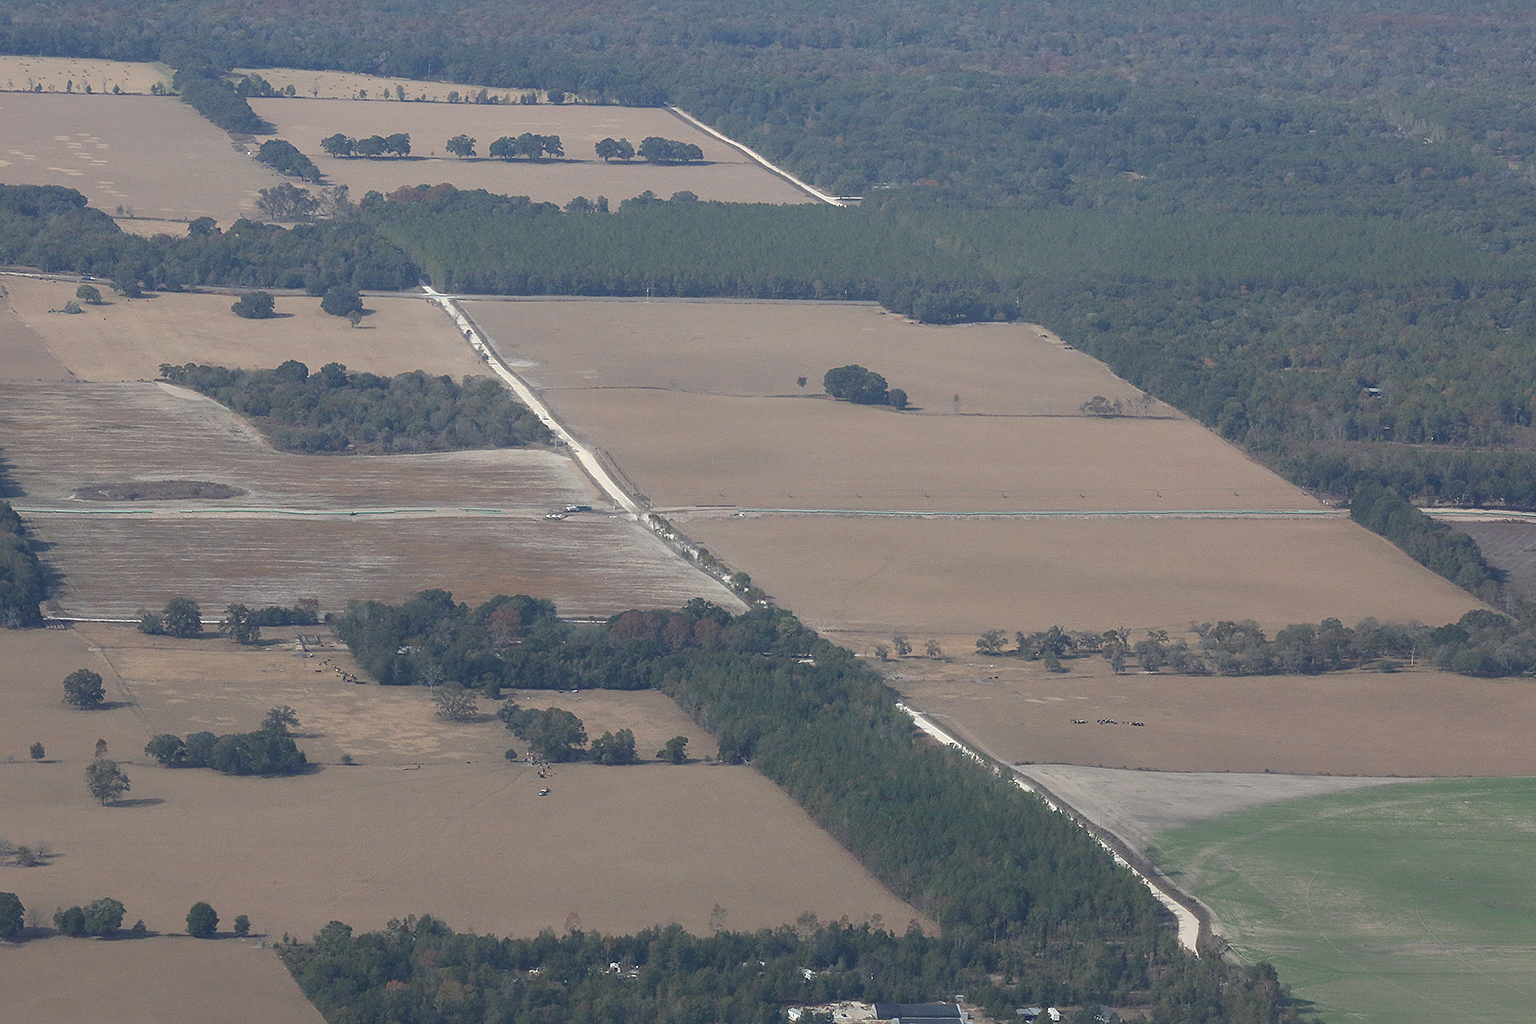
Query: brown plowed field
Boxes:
[
  {"xmin": 250, "ymin": 99, "xmax": 816, "ymax": 206},
  {"xmin": 0, "ymin": 93, "xmax": 280, "ymax": 222},
  {"xmin": 464, "ymin": 299, "xmax": 1150, "ymax": 417},
  {"xmin": 686, "ymin": 515, "xmax": 1483, "ymax": 636},
  {"xmin": 0, "ymin": 381, "xmax": 586, "ymax": 509},
  {"xmin": 2, "ymin": 936, "xmax": 324, "ymax": 1024},
  {"xmin": 34, "ymin": 512, "xmax": 735, "ymax": 619},
  {"xmin": 2, "ymin": 278, "xmax": 488, "ymax": 382},
  {"xmin": 0, "ymin": 625, "xmax": 926, "ymax": 942},
  {"xmin": 891, "ymin": 653, "xmax": 1536, "ymax": 778}
]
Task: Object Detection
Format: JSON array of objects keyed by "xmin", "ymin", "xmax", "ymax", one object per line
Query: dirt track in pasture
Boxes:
[{"xmin": 251, "ymin": 99, "xmax": 815, "ymax": 206}]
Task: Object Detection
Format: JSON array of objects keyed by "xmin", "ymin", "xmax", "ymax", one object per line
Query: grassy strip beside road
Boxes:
[{"xmin": 1152, "ymin": 778, "xmax": 1536, "ymax": 1024}]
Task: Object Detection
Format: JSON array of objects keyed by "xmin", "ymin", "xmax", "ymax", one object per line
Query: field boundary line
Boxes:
[
  {"xmin": 664, "ymin": 105, "xmax": 847, "ymax": 206},
  {"xmin": 733, "ymin": 508, "xmax": 1344, "ymax": 519},
  {"xmin": 897, "ymin": 701, "xmax": 1207, "ymax": 954}
]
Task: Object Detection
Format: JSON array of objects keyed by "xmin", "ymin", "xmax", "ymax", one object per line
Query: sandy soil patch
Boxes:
[
  {"xmin": 0, "ymin": 55, "xmax": 171, "ymax": 95},
  {"xmin": 249, "ymin": 99, "xmax": 815, "ymax": 205},
  {"xmin": 2, "ymin": 936, "xmax": 323, "ymax": 1024},
  {"xmin": 113, "ymin": 216, "xmax": 202, "ymax": 237},
  {"xmin": 2, "ymin": 278, "xmax": 488, "ymax": 381},
  {"xmin": 465, "ymin": 299, "xmax": 1152, "ymax": 418},
  {"xmin": 890, "ymin": 653, "xmax": 1536, "ymax": 777},
  {"xmin": 687, "ymin": 515, "xmax": 1484, "ymax": 636},
  {"xmin": 0, "ymin": 625, "xmax": 924, "ymax": 941},
  {"xmin": 0, "ymin": 93, "xmax": 280, "ymax": 221},
  {"xmin": 1013, "ymin": 765, "xmax": 1420, "ymax": 856}
]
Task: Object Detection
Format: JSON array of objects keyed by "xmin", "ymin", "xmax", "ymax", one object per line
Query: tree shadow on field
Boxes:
[
  {"xmin": 0, "ymin": 450, "xmax": 24, "ymax": 498},
  {"xmin": 109, "ymin": 797, "xmax": 163, "ymax": 808},
  {"xmin": 91, "ymin": 699, "xmax": 138, "ymax": 711}
]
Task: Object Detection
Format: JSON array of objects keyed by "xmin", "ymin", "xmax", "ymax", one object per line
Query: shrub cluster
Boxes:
[
  {"xmin": 159, "ymin": 360, "xmax": 550, "ymax": 454},
  {"xmin": 145, "ymin": 727, "xmax": 306, "ymax": 776}
]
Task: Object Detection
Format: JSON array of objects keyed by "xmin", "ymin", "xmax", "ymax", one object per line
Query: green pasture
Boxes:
[{"xmin": 1153, "ymin": 778, "xmax": 1536, "ymax": 1023}]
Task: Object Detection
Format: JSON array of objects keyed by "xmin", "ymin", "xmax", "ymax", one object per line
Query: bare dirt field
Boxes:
[
  {"xmin": 891, "ymin": 653, "xmax": 1536, "ymax": 777},
  {"xmin": 0, "ymin": 93, "xmax": 280, "ymax": 223},
  {"xmin": 0, "ymin": 624, "xmax": 926, "ymax": 942},
  {"xmin": 2, "ymin": 936, "xmax": 323, "ymax": 1024},
  {"xmin": 684, "ymin": 510, "xmax": 1481, "ymax": 637},
  {"xmin": 249, "ymin": 98, "xmax": 816, "ymax": 206},
  {"xmin": 0, "ymin": 55, "xmax": 171, "ymax": 95},
  {"xmin": 2, "ymin": 277, "xmax": 489, "ymax": 382}
]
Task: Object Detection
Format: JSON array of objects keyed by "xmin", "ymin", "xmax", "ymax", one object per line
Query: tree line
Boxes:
[
  {"xmin": 0, "ymin": 501, "xmax": 48, "ymax": 628},
  {"xmin": 159, "ymin": 360, "xmax": 550, "ymax": 454},
  {"xmin": 321, "ymin": 133, "xmax": 412, "ymax": 158},
  {"xmin": 306, "ymin": 588, "xmax": 1307, "ymax": 1021}
]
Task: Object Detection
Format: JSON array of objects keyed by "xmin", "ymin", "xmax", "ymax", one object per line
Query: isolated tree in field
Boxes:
[
  {"xmin": 161, "ymin": 597, "xmax": 203, "ymax": 637},
  {"xmin": 137, "ymin": 608, "xmax": 163, "ymax": 634},
  {"xmin": 145, "ymin": 733, "xmax": 187, "ymax": 766},
  {"xmin": 231, "ymin": 291, "xmax": 277, "ymax": 319},
  {"xmin": 823, "ymin": 364, "xmax": 890, "ymax": 405},
  {"xmin": 446, "ymin": 134, "xmax": 476, "ymax": 158},
  {"xmin": 976, "ymin": 629, "xmax": 1008, "ymax": 655},
  {"xmin": 320, "ymin": 285, "xmax": 363, "ymax": 318},
  {"xmin": 892, "ymin": 633, "xmax": 911, "ymax": 657},
  {"xmin": 186, "ymin": 902, "xmax": 218, "ymax": 938},
  {"xmin": 431, "ymin": 682, "xmax": 479, "ymax": 721},
  {"xmin": 85, "ymin": 759, "xmax": 130, "ymax": 806},
  {"xmin": 589, "ymin": 728, "xmax": 638, "ymax": 765},
  {"xmin": 500, "ymin": 706, "xmax": 587, "ymax": 762},
  {"xmin": 75, "ymin": 284, "xmax": 102, "ymax": 304},
  {"xmin": 595, "ymin": 137, "xmax": 635, "ymax": 162},
  {"xmin": 657, "ymin": 735, "xmax": 689, "ymax": 764},
  {"xmin": 63, "ymin": 668, "xmax": 106, "ymax": 709},
  {"xmin": 255, "ymin": 182, "xmax": 320, "ymax": 221},
  {"xmin": 925, "ymin": 640, "xmax": 943, "ymax": 659},
  {"xmin": 233, "ymin": 914, "xmax": 250, "ymax": 937},
  {"xmin": 262, "ymin": 706, "xmax": 300, "ymax": 735},
  {"xmin": 95, "ymin": 738, "xmax": 108, "ymax": 759},
  {"xmin": 888, "ymin": 388, "xmax": 908, "ymax": 409},
  {"xmin": 222, "ymin": 603, "xmax": 260, "ymax": 645},
  {"xmin": 320, "ymin": 133, "xmax": 354, "ymax": 157},
  {"xmin": 29, "ymin": 742, "xmax": 44, "ymax": 761},
  {"xmin": 82, "ymin": 897, "xmax": 126, "ymax": 937},
  {"xmin": 0, "ymin": 891, "xmax": 23, "ymax": 939}
]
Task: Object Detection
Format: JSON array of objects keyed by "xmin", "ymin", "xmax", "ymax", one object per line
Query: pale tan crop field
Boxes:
[
  {"xmin": 685, "ymin": 515, "xmax": 1484, "ymax": 637},
  {"xmin": 0, "ymin": 624, "xmax": 926, "ymax": 944},
  {"xmin": 249, "ymin": 98, "xmax": 817, "ymax": 205},
  {"xmin": 890, "ymin": 651, "xmax": 1536, "ymax": 778},
  {"xmin": 3, "ymin": 936, "xmax": 324, "ymax": 1024},
  {"xmin": 465, "ymin": 299, "xmax": 1151, "ymax": 417},
  {"xmin": 0, "ymin": 93, "xmax": 281, "ymax": 223},
  {"xmin": 236, "ymin": 67, "xmax": 540, "ymax": 103},
  {"xmin": 3, "ymin": 277, "xmax": 488, "ymax": 382},
  {"xmin": 0, "ymin": 55, "xmax": 172, "ymax": 95}
]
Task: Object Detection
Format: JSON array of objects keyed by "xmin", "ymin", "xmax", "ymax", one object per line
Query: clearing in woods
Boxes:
[
  {"xmin": 0, "ymin": 622, "xmax": 925, "ymax": 946},
  {"xmin": 249, "ymin": 97, "xmax": 818, "ymax": 206}
]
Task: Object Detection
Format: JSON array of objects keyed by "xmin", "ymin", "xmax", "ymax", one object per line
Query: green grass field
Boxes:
[{"xmin": 1152, "ymin": 778, "xmax": 1536, "ymax": 1023}]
